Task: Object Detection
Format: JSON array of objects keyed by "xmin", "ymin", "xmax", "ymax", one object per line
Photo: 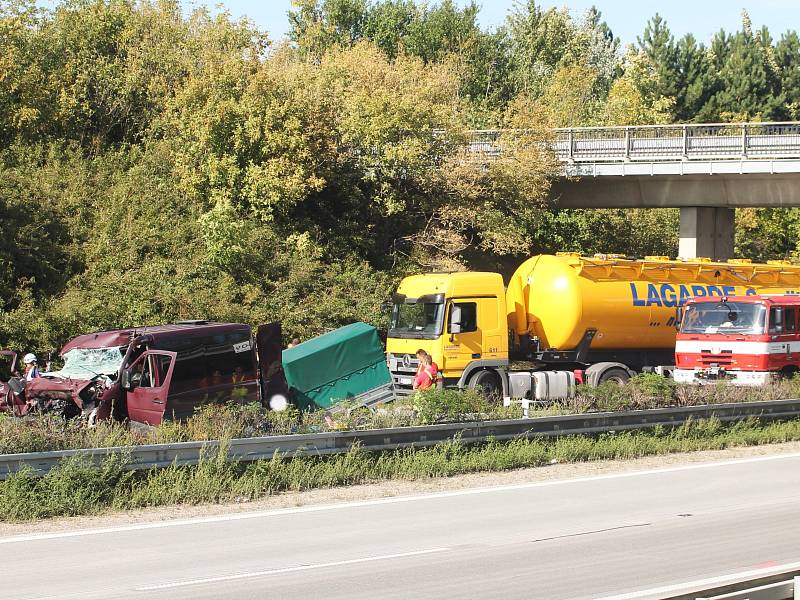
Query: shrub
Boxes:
[
  {"xmin": 412, "ymin": 388, "xmax": 489, "ymax": 424},
  {"xmin": 630, "ymin": 372, "xmax": 675, "ymax": 403}
]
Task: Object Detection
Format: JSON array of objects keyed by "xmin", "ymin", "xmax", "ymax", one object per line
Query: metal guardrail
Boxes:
[
  {"xmin": 1, "ymin": 398, "xmax": 799, "ymax": 480},
  {"xmin": 696, "ymin": 577, "xmax": 799, "ymax": 600},
  {"xmin": 653, "ymin": 568, "xmax": 800, "ymax": 600},
  {"xmin": 468, "ymin": 122, "xmax": 800, "ymax": 163}
]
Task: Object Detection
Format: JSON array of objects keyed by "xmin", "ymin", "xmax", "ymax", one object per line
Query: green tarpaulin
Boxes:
[{"xmin": 282, "ymin": 322, "xmax": 391, "ymax": 411}]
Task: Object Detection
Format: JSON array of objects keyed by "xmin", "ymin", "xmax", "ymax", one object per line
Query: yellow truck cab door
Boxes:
[{"xmin": 444, "ymin": 298, "xmax": 500, "ymax": 375}]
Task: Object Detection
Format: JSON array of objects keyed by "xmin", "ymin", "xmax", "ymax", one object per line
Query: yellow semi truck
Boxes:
[{"xmin": 386, "ymin": 253, "xmax": 800, "ymax": 399}]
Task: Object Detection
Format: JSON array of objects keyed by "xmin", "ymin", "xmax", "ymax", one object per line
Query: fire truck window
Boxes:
[
  {"xmin": 785, "ymin": 308, "xmax": 797, "ymax": 333},
  {"xmin": 769, "ymin": 307, "xmax": 785, "ymax": 333}
]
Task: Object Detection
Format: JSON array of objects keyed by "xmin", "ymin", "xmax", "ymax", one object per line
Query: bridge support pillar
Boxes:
[{"xmin": 678, "ymin": 207, "xmax": 735, "ymax": 261}]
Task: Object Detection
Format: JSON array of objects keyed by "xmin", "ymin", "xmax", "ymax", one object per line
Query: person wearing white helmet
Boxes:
[{"xmin": 22, "ymin": 353, "xmax": 40, "ymax": 381}]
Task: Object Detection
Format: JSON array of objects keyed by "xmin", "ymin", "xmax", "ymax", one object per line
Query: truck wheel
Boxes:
[
  {"xmin": 598, "ymin": 368, "xmax": 630, "ymax": 385},
  {"xmin": 467, "ymin": 370, "xmax": 502, "ymax": 399}
]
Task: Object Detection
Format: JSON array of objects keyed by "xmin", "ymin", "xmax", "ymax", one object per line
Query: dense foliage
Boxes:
[{"xmin": 1, "ymin": 0, "xmax": 799, "ymax": 354}]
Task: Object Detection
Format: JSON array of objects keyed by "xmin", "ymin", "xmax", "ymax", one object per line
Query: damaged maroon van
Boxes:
[{"xmin": 0, "ymin": 321, "xmax": 286, "ymax": 425}]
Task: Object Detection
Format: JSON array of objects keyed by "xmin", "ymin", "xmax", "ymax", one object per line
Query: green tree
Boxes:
[
  {"xmin": 674, "ymin": 34, "xmax": 714, "ymax": 121},
  {"xmin": 701, "ymin": 12, "xmax": 782, "ymax": 121},
  {"xmin": 637, "ymin": 14, "xmax": 678, "ymax": 102},
  {"xmin": 505, "ymin": 2, "xmax": 618, "ymax": 100},
  {"xmin": 603, "ymin": 49, "xmax": 675, "ymax": 125},
  {"xmin": 776, "ymin": 31, "xmax": 800, "ymax": 119},
  {"xmin": 0, "ymin": 1, "xmax": 52, "ymax": 146}
]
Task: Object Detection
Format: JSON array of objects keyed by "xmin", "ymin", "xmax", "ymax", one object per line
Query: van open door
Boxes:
[
  {"xmin": 255, "ymin": 322, "xmax": 289, "ymax": 409},
  {"xmin": 122, "ymin": 350, "xmax": 177, "ymax": 425},
  {"xmin": 0, "ymin": 351, "xmax": 20, "ymax": 416}
]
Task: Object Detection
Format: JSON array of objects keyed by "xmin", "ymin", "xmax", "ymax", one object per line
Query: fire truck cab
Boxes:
[{"xmin": 674, "ymin": 294, "xmax": 800, "ymax": 386}]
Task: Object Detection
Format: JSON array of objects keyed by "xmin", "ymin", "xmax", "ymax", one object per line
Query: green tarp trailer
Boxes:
[{"xmin": 282, "ymin": 322, "xmax": 394, "ymax": 411}]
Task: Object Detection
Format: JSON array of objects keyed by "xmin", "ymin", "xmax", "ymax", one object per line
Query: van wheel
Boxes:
[
  {"xmin": 780, "ymin": 366, "xmax": 798, "ymax": 380},
  {"xmin": 467, "ymin": 370, "xmax": 502, "ymax": 399},
  {"xmin": 598, "ymin": 368, "xmax": 630, "ymax": 385}
]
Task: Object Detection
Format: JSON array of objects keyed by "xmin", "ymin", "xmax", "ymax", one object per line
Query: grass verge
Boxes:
[{"xmin": 2, "ymin": 417, "xmax": 799, "ymax": 522}]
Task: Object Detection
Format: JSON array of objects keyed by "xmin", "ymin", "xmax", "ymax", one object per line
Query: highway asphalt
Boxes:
[{"xmin": 5, "ymin": 452, "xmax": 800, "ymax": 600}]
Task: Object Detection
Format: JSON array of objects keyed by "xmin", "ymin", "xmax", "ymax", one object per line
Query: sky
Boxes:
[{"xmin": 185, "ymin": 1, "xmax": 800, "ymax": 46}]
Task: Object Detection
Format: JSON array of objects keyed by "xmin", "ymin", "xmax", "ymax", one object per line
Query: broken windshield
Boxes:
[{"xmin": 47, "ymin": 347, "xmax": 127, "ymax": 379}]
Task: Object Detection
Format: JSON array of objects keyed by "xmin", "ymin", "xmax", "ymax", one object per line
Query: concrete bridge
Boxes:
[{"xmin": 469, "ymin": 122, "xmax": 800, "ymax": 260}]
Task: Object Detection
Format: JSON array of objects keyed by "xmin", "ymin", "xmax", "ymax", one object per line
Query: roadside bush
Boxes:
[
  {"xmin": 630, "ymin": 373, "xmax": 675, "ymax": 403},
  {"xmin": 0, "ymin": 453, "xmax": 133, "ymax": 520},
  {"xmin": 576, "ymin": 381, "xmax": 630, "ymax": 412},
  {"xmin": 412, "ymin": 388, "xmax": 491, "ymax": 424}
]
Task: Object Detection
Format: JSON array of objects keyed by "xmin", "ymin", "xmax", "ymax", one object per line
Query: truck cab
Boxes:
[
  {"xmin": 674, "ymin": 294, "xmax": 800, "ymax": 385},
  {"xmin": 385, "ymin": 272, "xmax": 508, "ymax": 395}
]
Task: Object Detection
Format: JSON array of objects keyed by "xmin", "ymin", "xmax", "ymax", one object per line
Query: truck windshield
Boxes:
[
  {"xmin": 47, "ymin": 346, "xmax": 127, "ymax": 379},
  {"xmin": 681, "ymin": 302, "xmax": 767, "ymax": 335},
  {"xmin": 389, "ymin": 301, "xmax": 444, "ymax": 339}
]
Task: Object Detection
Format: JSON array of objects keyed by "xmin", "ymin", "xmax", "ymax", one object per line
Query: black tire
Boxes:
[
  {"xmin": 598, "ymin": 367, "xmax": 630, "ymax": 385},
  {"xmin": 467, "ymin": 369, "xmax": 502, "ymax": 399}
]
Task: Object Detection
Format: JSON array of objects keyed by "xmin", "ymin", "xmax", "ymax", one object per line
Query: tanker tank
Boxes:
[{"xmin": 506, "ymin": 253, "xmax": 800, "ymax": 352}]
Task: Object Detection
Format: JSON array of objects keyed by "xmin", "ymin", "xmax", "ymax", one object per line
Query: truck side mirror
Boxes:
[
  {"xmin": 449, "ymin": 305, "xmax": 462, "ymax": 335},
  {"xmin": 120, "ymin": 368, "xmax": 133, "ymax": 391}
]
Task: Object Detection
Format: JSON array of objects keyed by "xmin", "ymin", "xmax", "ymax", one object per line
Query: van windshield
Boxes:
[
  {"xmin": 389, "ymin": 300, "xmax": 444, "ymax": 339},
  {"xmin": 47, "ymin": 346, "xmax": 127, "ymax": 379},
  {"xmin": 681, "ymin": 302, "xmax": 767, "ymax": 335}
]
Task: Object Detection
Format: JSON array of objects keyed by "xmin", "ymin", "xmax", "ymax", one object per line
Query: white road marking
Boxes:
[
  {"xmin": 134, "ymin": 548, "xmax": 449, "ymax": 591},
  {"xmin": 596, "ymin": 560, "xmax": 800, "ymax": 599},
  {"xmin": 2, "ymin": 451, "xmax": 799, "ymax": 545}
]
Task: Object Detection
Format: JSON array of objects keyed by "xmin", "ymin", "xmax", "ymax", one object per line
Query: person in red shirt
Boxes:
[{"xmin": 412, "ymin": 350, "xmax": 439, "ymax": 391}]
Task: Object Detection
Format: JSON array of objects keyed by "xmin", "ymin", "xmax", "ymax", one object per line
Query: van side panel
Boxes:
[{"xmin": 148, "ymin": 325, "xmax": 258, "ymax": 421}]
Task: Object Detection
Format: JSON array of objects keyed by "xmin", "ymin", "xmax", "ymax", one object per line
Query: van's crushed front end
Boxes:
[{"xmin": 27, "ymin": 332, "xmax": 133, "ymax": 420}]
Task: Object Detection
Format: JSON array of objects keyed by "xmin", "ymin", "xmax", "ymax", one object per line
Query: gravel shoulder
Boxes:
[{"xmin": 2, "ymin": 441, "xmax": 798, "ymax": 537}]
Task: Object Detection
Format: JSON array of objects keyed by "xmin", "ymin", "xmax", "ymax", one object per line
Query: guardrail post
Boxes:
[
  {"xmin": 568, "ymin": 129, "xmax": 574, "ymax": 162},
  {"xmin": 624, "ymin": 127, "xmax": 631, "ymax": 161},
  {"xmin": 682, "ymin": 124, "xmax": 688, "ymax": 158},
  {"xmin": 741, "ymin": 123, "xmax": 748, "ymax": 157}
]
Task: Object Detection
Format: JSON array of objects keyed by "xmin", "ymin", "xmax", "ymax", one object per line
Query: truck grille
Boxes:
[
  {"xmin": 699, "ymin": 350, "xmax": 733, "ymax": 366},
  {"xmin": 387, "ymin": 353, "xmax": 419, "ymax": 374},
  {"xmin": 387, "ymin": 353, "xmax": 418, "ymax": 393}
]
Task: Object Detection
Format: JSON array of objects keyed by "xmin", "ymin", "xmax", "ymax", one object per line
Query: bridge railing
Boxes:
[{"xmin": 468, "ymin": 122, "xmax": 800, "ymax": 162}]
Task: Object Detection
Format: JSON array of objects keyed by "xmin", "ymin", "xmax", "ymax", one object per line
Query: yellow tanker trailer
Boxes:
[{"xmin": 385, "ymin": 253, "xmax": 800, "ymax": 399}]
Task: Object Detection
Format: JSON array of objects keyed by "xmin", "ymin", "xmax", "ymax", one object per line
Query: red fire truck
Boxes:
[{"xmin": 674, "ymin": 294, "xmax": 800, "ymax": 386}]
